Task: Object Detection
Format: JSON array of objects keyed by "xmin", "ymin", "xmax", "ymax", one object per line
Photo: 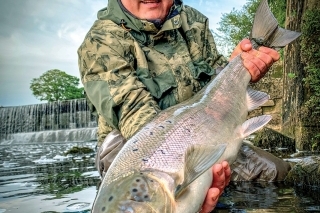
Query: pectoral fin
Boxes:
[{"xmin": 174, "ymin": 144, "xmax": 226, "ymax": 198}]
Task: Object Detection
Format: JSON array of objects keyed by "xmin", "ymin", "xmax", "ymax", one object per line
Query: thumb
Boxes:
[{"xmin": 229, "ymin": 39, "xmax": 252, "ymax": 61}]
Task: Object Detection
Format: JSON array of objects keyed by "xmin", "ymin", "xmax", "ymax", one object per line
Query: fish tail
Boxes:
[{"xmin": 250, "ymin": 0, "xmax": 301, "ymax": 50}]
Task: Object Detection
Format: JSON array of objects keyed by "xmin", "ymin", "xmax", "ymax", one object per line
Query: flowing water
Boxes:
[
  {"xmin": 0, "ymin": 141, "xmax": 319, "ymax": 213},
  {"xmin": 0, "ymin": 142, "xmax": 99, "ymax": 213}
]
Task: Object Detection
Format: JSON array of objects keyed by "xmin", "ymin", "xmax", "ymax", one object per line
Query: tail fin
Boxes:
[{"xmin": 250, "ymin": 0, "xmax": 301, "ymax": 50}]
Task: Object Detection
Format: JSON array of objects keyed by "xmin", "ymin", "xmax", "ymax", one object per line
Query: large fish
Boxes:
[{"xmin": 92, "ymin": 0, "xmax": 300, "ymax": 212}]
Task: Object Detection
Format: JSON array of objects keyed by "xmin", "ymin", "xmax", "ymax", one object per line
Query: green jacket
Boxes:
[{"xmin": 78, "ymin": 0, "xmax": 227, "ymax": 143}]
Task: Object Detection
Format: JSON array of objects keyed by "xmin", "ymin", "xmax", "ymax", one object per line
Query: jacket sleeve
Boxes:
[{"xmin": 78, "ymin": 21, "xmax": 160, "ymax": 139}]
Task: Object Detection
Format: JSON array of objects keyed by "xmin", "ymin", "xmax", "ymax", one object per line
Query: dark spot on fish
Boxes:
[
  {"xmin": 136, "ymin": 192, "xmax": 143, "ymax": 198},
  {"xmin": 160, "ymin": 150, "xmax": 165, "ymax": 154},
  {"xmin": 133, "ymin": 148, "xmax": 138, "ymax": 151},
  {"xmin": 159, "ymin": 125, "xmax": 165, "ymax": 129},
  {"xmin": 132, "ymin": 188, "xmax": 138, "ymax": 192},
  {"xmin": 102, "ymin": 206, "xmax": 106, "ymax": 211},
  {"xmin": 133, "ymin": 140, "xmax": 138, "ymax": 143},
  {"xmin": 142, "ymin": 158, "xmax": 148, "ymax": 162},
  {"xmin": 166, "ymin": 120, "xmax": 172, "ymax": 123},
  {"xmin": 144, "ymin": 195, "xmax": 149, "ymax": 199},
  {"xmin": 184, "ymin": 127, "xmax": 190, "ymax": 132},
  {"xmin": 140, "ymin": 183, "xmax": 146, "ymax": 190},
  {"xmin": 136, "ymin": 179, "xmax": 140, "ymax": 182},
  {"xmin": 108, "ymin": 196, "xmax": 113, "ymax": 201},
  {"xmin": 150, "ymin": 132, "xmax": 153, "ymax": 135}
]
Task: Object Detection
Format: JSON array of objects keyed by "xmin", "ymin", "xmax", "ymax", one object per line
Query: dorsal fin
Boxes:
[{"xmin": 246, "ymin": 87, "xmax": 269, "ymax": 111}]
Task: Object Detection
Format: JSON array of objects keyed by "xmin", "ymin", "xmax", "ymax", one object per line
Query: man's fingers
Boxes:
[
  {"xmin": 222, "ymin": 161, "xmax": 231, "ymax": 185},
  {"xmin": 200, "ymin": 188, "xmax": 220, "ymax": 213},
  {"xmin": 201, "ymin": 162, "xmax": 231, "ymax": 213},
  {"xmin": 240, "ymin": 39, "xmax": 253, "ymax": 51},
  {"xmin": 211, "ymin": 164, "xmax": 226, "ymax": 194},
  {"xmin": 230, "ymin": 39, "xmax": 252, "ymax": 61},
  {"xmin": 258, "ymin": 46, "xmax": 280, "ymax": 62},
  {"xmin": 253, "ymin": 50, "xmax": 274, "ymax": 68},
  {"xmin": 242, "ymin": 57, "xmax": 261, "ymax": 82},
  {"xmin": 230, "ymin": 39, "xmax": 280, "ymax": 83},
  {"xmin": 241, "ymin": 50, "xmax": 275, "ymax": 82}
]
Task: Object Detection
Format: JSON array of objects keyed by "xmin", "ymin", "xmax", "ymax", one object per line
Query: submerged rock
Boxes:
[{"xmin": 65, "ymin": 146, "xmax": 94, "ymax": 155}]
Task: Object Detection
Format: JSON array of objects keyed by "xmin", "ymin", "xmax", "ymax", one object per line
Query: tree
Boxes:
[
  {"xmin": 213, "ymin": 0, "xmax": 286, "ymax": 56},
  {"xmin": 30, "ymin": 69, "xmax": 84, "ymax": 102},
  {"xmin": 282, "ymin": 0, "xmax": 320, "ymax": 150}
]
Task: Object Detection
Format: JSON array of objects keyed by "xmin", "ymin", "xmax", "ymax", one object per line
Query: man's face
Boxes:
[{"xmin": 121, "ymin": 0, "xmax": 174, "ymax": 22}]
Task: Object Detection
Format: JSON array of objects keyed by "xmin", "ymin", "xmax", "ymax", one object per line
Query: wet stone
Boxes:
[{"xmin": 285, "ymin": 156, "xmax": 320, "ymax": 188}]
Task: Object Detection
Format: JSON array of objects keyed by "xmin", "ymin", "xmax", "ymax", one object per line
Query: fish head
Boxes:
[{"xmin": 92, "ymin": 171, "xmax": 175, "ymax": 213}]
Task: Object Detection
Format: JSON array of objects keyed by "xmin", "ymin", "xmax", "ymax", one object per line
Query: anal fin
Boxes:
[{"xmin": 241, "ymin": 115, "xmax": 272, "ymax": 138}]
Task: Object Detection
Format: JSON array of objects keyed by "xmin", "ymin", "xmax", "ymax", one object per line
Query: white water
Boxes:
[
  {"xmin": 0, "ymin": 99, "xmax": 98, "ymax": 144},
  {"xmin": 0, "ymin": 127, "xmax": 97, "ymax": 145}
]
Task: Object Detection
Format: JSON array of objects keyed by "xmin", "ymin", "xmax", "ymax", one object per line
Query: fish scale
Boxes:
[{"xmin": 92, "ymin": 0, "xmax": 301, "ymax": 212}]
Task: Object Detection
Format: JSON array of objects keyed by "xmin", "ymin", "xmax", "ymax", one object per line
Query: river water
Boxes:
[{"xmin": 0, "ymin": 142, "xmax": 319, "ymax": 213}]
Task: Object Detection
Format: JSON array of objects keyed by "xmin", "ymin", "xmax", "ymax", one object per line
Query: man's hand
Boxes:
[
  {"xmin": 230, "ymin": 39, "xmax": 280, "ymax": 82},
  {"xmin": 200, "ymin": 161, "xmax": 231, "ymax": 213}
]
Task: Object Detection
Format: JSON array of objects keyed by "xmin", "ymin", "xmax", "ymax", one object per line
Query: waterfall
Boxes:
[{"xmin": 0, "ymin": 99, "xmax": 98, "ymax": 144}]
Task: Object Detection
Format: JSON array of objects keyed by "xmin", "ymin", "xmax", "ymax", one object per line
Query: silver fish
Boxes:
[{"xmin": 91, "ymin": 0, "xmax": 300, "ymax": 212}]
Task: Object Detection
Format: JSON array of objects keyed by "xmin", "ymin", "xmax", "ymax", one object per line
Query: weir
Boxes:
[{"xmin": 0, "ymin": 99, "xmax": 98, "ymax": 144}]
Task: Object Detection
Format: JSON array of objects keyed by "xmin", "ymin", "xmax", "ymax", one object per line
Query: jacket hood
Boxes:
[{"xmin": 97, "ymin": 0, "xmax": 183, "ymax": 44}]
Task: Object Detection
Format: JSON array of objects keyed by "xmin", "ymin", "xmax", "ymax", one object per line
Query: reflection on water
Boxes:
[
  {"xmin": 215, "ymin": 181, "xmax": 320, "ymax": 212},
  {"xmin": 0, "ymin": 142, "xmax": 99, "ymax": 213},
  {"xmin": 0, "ymin": 142, "xmax": 319, "ymax": 213}
]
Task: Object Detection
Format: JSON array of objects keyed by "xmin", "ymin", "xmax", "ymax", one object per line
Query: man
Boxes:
[{"xmin": 78, "ymin": 0, "xmax": 280, "ymax": 212}]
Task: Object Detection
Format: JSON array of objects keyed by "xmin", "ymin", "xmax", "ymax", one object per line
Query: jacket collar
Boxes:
[{"xmin": 97, "ymin": 0, "xmax": 183, "ymax": 44}]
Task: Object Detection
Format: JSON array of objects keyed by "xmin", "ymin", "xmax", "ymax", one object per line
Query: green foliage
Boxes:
[
  {"xmin": 301, "ymin": 9, "xmax": 320, "ymax": 116},
  {"xmin": 30, "ymin": 69, "xmax": 84, "ymax": 102},
  {"xmin": 288, "ymin": 73, "xmax": 297, "ymax": 79},
  {"xmin": 214, "ymin": 0, "xmax": 286, "ymax": 56}
]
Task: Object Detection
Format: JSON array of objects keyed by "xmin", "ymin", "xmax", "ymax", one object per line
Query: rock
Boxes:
[
  {"xmin": 284, "ymin": 156, "xmax": 320, "ymax": 188},
  {"xmin": 65, "ymin": 146, "xmax": 94, "ymax": 155},
  {"xmin": 252, "ymin": 127, "xmax": 295, "ymax": 157}
]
